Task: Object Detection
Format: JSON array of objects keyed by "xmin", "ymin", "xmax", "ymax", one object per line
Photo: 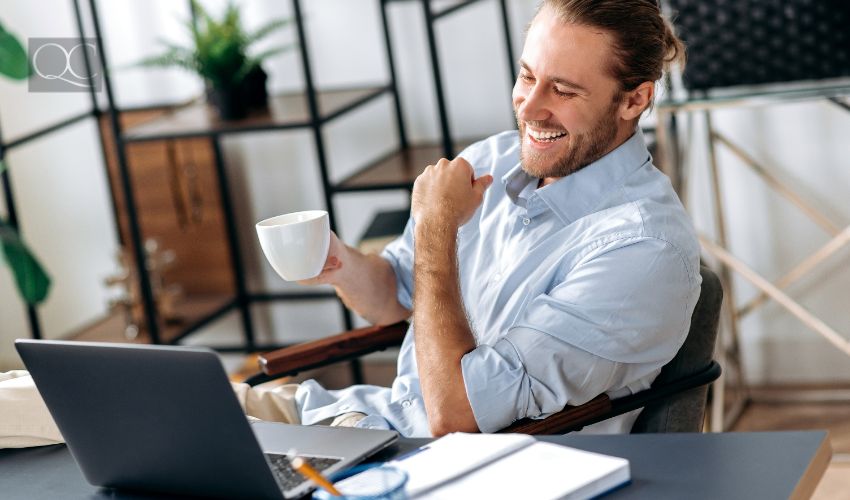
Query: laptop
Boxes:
[{"xmin": 15, "ymin": 339, "xmax": 398, "ymax": 499}]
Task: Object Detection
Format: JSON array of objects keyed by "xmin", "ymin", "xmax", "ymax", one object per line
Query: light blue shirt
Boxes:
[{"xmin": 296, "ymin": 130, "xmax": 701, "ymax": 437}]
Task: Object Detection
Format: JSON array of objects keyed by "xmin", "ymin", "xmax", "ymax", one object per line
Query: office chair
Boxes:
[{"xmin": 246, "ymin": 266, "xmax": 722, "ymax": 434}]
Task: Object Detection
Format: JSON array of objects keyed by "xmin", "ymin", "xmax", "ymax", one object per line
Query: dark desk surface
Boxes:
[{"xmin": 0, "ymin": 431, "xmax": 831, "ymax": 500}]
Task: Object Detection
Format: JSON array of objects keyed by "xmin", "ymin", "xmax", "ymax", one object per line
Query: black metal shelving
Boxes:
[
  {"xmin": 122, "ymin": 87, "xmax": 394, "ymax": 143},
  {"xmin": 384, "ymin": 0, "xmax": 516, "ymax": 161},
  {"xmin": 12, "ymin": 0, "xmax": 517, "ymax": 353},
  {"xmin": 0, "ymin": 0, "xmax": 117, "ymax": 342}
]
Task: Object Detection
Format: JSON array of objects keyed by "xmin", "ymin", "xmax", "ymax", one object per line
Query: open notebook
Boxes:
[{"xmin": 339, "ymin": 433, "xmax": 630, "ymax": 499}]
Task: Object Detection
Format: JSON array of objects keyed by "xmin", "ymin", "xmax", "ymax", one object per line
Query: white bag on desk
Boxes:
[{"xmin": 0, "ymin": 370, "xmax": 64, "ymax": 448}]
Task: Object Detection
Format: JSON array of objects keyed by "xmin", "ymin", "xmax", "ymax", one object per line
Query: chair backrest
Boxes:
[
  {"xmin": 630, "ymin": 266, "xmax": 723, "ymax": 433},
  {"xmin": 668, "ymin": 0, "xmax": 850, "ymax": 90}
]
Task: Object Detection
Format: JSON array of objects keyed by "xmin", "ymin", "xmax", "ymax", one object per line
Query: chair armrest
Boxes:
[
  {"xmin": 496, "ymin": 394, "xmax": 612, "ymax": 435},
  {"xmin": 257, "ymin": 321, "xmax": 408, "ymax": 379},
  {"xmin": 609, "ymin": 361, "xmax": 721, "ymax": 416},
  {"xmin": 494, "ymin": 361, "xmax": 720, "ymax": 435}
]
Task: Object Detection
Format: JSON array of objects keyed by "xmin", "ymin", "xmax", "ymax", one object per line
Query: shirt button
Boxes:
[
  {"xmin": 401, "ymin": 400, "xmax": 411, "ymax": 408},
  {"xmin": 493, "ymin": 273, "xmax": 502, "ymax": 282},
  {"xmin": 522, "ymin": 217, "xmax": 531, "ymax": 225}
]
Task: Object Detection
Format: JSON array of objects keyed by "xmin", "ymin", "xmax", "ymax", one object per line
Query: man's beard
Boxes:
[{"xmin": 518, "ymin": 99, "xmax": 620, "ymax": 179}]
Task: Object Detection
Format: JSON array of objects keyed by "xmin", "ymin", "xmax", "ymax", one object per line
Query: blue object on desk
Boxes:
[{"xmin": 313, "ymin": 464, "xmax": 408, "ymax": 500}]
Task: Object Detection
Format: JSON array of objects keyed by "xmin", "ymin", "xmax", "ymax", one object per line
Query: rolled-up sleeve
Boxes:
[
  {"xmin": 460, "ymin": 340, "xmax": 529, "ymax": 432},
  {"xmin": 380, "ymin": 218, "xmax": 416, "ymax": 311},
  {"xmin": 461, "ymin": 236, "xmax": 699, "ymax": 432},
  {"xmin": 462, "ymin": 333, "xmax": 630, "ymax": 432}
]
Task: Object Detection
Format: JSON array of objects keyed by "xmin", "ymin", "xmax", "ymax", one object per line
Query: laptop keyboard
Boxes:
[{"xmin": 265, "ymin": 453, "xmax": 342, "ymax": 493}]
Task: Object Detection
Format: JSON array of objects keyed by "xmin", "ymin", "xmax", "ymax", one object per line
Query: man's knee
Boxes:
[
  {"xmin": 0, "ymin": 371, "xmax": 64, "ymax": 448},
  {"xmin": 231, "ymin": 381, "xmax": 301, "ymax": 424}
]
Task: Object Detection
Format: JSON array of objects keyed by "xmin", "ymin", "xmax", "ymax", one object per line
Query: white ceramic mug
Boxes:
[{"xmin": 255, "ymin": 210, "xmax": 330, "ymax": 281}]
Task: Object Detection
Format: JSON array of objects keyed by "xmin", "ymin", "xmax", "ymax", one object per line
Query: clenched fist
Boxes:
[{"xmin": 411, "ymin": 157, "xmax": 493, "ymax": 229}]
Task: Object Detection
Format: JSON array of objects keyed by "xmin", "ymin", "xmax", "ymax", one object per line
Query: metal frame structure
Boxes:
[
  {"xmin": 0, "ymin": 0, "xmax": 120, "ymax": 342},
  {"xmin": 655, "ymin": 83, "xmax": 850, "ymax": 431},
  {"xmin": 7, "ymin": 1, "xmax": 517, "ymax": 355},
  {"xmin": 416, "ymin": 0, "xmax": 516, "ymax": 158}
]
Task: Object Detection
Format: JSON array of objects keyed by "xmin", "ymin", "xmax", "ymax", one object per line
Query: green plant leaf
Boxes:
[
  {"xmin": 223, "ymin": 1, "xmax": 241, "ymax": 31},
  {"xmin": 134, "ymin": 46, "xmax": 196, "ymax": 73},
  {"xmin": 128, "ymin": 2, "xmax": 292, "ymax": 90},
  {"xmin": 0, "ymin": 21, "xmax": 29, "ymax": 80},
  {"xmin": 0, "ymin": 219, "xmax": 50, "ymax": 304},
  {"xmin": 245, "ymin": 18, "xmax": 292, "ymax": 45},
  {"xmin": 191, "ymin": 0, "xmax": 217, "ymax": 39},
  {"xmin": 250, "ymin": 44, "xmax": 294, "ymax": 64}
]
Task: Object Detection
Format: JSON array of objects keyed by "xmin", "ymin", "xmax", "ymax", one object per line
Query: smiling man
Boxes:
[
  {"xmin": 0, "ymin": 0, "xmax": 701, "ymax": 449},
  {"xmin": 239, "ymin": 0, "xmax": 701, "ymax": 437}
]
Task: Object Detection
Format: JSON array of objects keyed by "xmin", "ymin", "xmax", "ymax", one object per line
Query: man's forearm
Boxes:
[
  {"xmin": 332, "ymin": 245, "xmax": 410, "ymax": 325},
  {"xmin": 413, "ymin": 221, "xmax": 478, "ymax": 436}
]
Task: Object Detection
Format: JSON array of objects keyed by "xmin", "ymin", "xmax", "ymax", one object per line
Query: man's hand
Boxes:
[
  {"xmin": 411, "ymin": 157, "xmax": 493, "ymax": 229},
  {"xmin": 297, "ymin": 231, "xmax": 346, "ymax": 286},
  {"xmin": 297, "ymin": 231, "xmax": 410, "ymax": 325}
]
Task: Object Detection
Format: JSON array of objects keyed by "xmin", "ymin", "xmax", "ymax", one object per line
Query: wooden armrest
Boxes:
[
  {"xmin": 258, "ymin": 321, "xmax": 408, "ymax": 378},
  {"xmin": 497, "ymin": 394, "xmax": 612, "ymax": 435},
  {"xmin": 498, "ymin": 361, "xmax": 721, "ymax": 435}
]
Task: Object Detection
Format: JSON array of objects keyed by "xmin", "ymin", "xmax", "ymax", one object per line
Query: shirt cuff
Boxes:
[
  {"xmin": 379, "ymin": 250, "xmax": 413, "ymax": 311},
  {"xmin": 354, "ymin": 415, "xmax": 392, "ymax": 431},
  {"xmin": 460, "ymin": 340, "xmax": 530, "ymax": 433}
]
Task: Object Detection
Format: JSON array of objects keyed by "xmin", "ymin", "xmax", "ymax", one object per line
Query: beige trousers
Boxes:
[
  {"xmin": 1, "ymin": 372, "xmax": 364, "ymax": 449},
  {"xmin": 0, "ymin": 371, "xmax": 63, "ymax": 448},
  {"xmin": 231, "ymin": 382, "xmax": 302, "ymax": 424},
  {"xmin": 231, "ymin": 382, "xmax": 366, "ymax": 427}
]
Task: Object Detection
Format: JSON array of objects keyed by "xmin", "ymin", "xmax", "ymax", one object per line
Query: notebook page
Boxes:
[
  {"xmin": 420, "ymin": 441, "xmax": 630, "ymax": 500},
  {"xmin": 388, "ymin": 433, "xmax": 535, "ymax": 497}
]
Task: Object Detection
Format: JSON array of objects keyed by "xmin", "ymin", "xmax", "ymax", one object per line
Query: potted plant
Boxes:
[
  {"xmin": 0, "ymin": 20, "xmax": 51, "ymax": 305},
  {"xmin": 137, "ymin": 1, "xmax": 293, "ymax": 120}
]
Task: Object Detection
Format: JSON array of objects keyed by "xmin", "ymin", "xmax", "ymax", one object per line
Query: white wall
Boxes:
[
  {"xmin": 685, "ymin": 99, "xmax": 850, "ymax": 384},
  {"xmin": 2, "ymin": 0, "xmax": 848, "ymax": 384},
  {"xmin": 0, "ymin": 0, "xmax": 119, "ymax": 368},
  {"xmin": 6, "ymin": 120, "xmax": 120, "ymax": 339}
]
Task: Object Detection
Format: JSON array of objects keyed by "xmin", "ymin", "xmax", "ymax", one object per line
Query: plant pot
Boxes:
[
  {"xmin": 241, "ymin": 65, "xmax": 269, "ymax": 110},
  {"xmin": 207, "ymin": 85, "xmax": 249, "ymax": 121},
  {"xmin": 205, "ymin": 66, "xmax": 269, "ymax": 121}
]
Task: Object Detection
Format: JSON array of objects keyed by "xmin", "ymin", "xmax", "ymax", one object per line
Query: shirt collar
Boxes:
[{"xmin": 501, "ymin": 130, "xmax": 651, "ymax": 224}]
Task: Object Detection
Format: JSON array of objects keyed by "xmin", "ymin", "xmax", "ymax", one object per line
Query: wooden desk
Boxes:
[{"xmin": 0, "ymin": 431, "xmax": 831, "ymax": 500}]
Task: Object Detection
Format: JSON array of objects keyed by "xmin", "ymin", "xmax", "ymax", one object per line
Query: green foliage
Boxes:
[
  {"xmin": 136, "ymin": 1, "xmax": 293, "ymax": 90},
  {"xmin": 0, "ymin": 27, "xmax": 51, "ymax": 305},
  {"xmin": 0, "ymin": 218, "xmax": 51, "ymax": 305},
  {"xmin": 0, "ymin": 21, "xmax": 29, "ymax": 80},
  {"xmin": 0, "ymin": 160, "xmax": 51, "ymax": 304}
]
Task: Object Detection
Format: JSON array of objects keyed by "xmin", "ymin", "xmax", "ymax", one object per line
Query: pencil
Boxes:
[{"xmin": 290, "ymin": 456, "xmax": 343, "ymax": 497}]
